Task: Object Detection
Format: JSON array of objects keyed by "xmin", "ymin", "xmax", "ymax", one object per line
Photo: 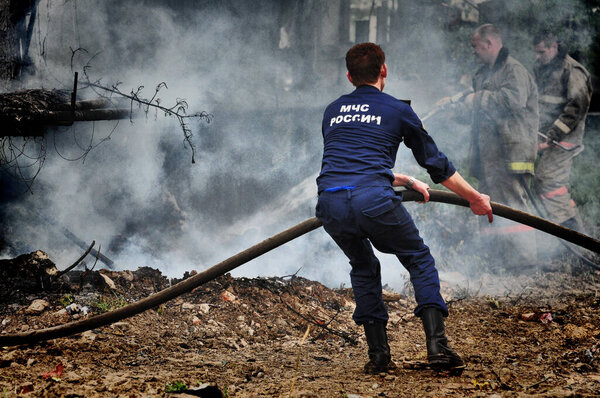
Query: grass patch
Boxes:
[
  {"xmin": 92, "ymin": 292, "xmax": 128, "ymax": 313},
  {"xmin": 165, "ymin": 381, "xmax": 187, "ymax": 393},
  {"xmin": 58, "ymin": 293, "xmax": 74, "ymax": 307}
]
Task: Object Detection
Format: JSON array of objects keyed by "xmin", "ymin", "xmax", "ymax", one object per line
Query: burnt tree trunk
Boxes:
[{"xmin": 0, "ymin": 0, "xmax": 37, "ymax": 91}]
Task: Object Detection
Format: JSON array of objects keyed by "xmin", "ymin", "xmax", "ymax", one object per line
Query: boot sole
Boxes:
[
  {"xmin": 428, "ymin": 354, "xmax": 464, "ymax": 369},
  {"xmin": 364, "ymin": 360, "xmax": 398, "ymax": 375},
  {"xmin": 402, "ymin": 360, "xmax": 465, "ymax": 375},
  {"xmin": 429, "ymin": 362, "xmax": 466, "ymax": 375}
]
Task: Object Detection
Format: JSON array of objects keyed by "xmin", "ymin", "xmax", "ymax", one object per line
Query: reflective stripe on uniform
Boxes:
[
  {"xmin": 539, "ymin": 94, "xmax": 564, "ymax": 104},
  {"xmin": 482, "ymin": 224, "xmax": 535, "ymax": 235},
  {"xmin": 508, "ymin": 161, "xmax": 534, "ymax": 173},
  {"xmin": 553, "ymin": 119, "xmax": 571, "ymax": 134},
  {"xmin": 540, "ymin": 186, "xmax": 568, "ymax": 199},
  {"xmin": 481, "ymin": 90, "xmax": 490, "ymax": 109},
  {"xmin": 558, "ymin": 140, "xmax": 577, "ymax": 149}
]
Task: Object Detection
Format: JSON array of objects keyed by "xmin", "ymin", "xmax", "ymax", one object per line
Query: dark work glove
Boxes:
[{"xmin": 545, "ymin": 128, "xmax": 563, "ymax": 143}]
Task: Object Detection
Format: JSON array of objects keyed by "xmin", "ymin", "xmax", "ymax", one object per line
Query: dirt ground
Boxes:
[{"xmin": 1, "ymin": 251, "xmax": 599, "ymax": 397}]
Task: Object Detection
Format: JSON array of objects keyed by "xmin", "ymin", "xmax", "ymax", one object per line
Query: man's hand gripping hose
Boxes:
[
  {"xmin": 468, "ymin": 193, "xmax": 494, "ymax": 223},
  {"xmin": 398, "ymin": 188, "xmax": 599, "ymax": 258}
]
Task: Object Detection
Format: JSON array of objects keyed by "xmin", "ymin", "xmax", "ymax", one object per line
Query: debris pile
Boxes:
[
  {"xmin": 0, "ymin": 251, "xmax": 599, "ymax": 396},
  {"xmin": 0, "ymin": 251, "xmax": 59, "ymax": 299}
]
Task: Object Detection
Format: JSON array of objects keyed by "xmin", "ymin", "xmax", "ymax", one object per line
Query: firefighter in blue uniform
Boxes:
[{"xmin": 316, "ymin": 43, "xmax": 493, "ymax": 373}]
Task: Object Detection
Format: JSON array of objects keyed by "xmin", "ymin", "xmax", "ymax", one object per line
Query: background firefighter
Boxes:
[
  {"xmin": 464, "ymin": 24, "xmax": 540, "ymax": 272},
  {"xmin": 532, "ymin": 30, "xmax": 593, "ymax": 236},
  {"xmin": 315, "ymin": 43, "xmax": 493, "ymax": 374}
]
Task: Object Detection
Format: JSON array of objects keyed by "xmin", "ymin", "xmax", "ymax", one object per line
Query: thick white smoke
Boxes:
[{"xmin": 2, "ymin": 1, "xmax": 597, "ymax": 294}]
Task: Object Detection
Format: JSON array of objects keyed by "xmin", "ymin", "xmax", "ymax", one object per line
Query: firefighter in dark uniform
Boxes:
[
  {"xmin": 464, "ymin": 24, "xmax": 539, "ymax": 272},
  {"xmin": 316, "ymin": 43, "xmax": 493, "ymax": 374},
  {"xmin": 533, "ymin": 30, "xmax": 593, "ymax": 233}
]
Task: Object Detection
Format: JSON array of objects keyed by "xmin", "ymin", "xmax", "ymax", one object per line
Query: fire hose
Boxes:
[
  {"xmin": 1, "ymin": 189, "xmax": 598, "ymax": 347},
  {"xmin": 421, "ymin": 89, "xmax": 473, "ymax": 122},
  {"xmin": 516, "ymin": 175, "xmax": 596, "ymax": 268}
]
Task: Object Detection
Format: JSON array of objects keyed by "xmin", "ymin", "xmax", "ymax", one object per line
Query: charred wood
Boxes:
[
  {"xmin": 0, "ymin": 250, "xmax": 58, "ymax": 300},
  {"xmin": 29, "ymin": 208, "xmax": 115, "ymax": 269},
  {"xmin": 34, "ymin": 108, "xmax": 131, "ymax": 124},
  {"xmin": 0, "ymin": 217, "xmax": 323, "ymax": 346},
  {"xmin": 54, "ymin": 240, "xmax": 95, "ymax": 280},
  {"xmin": 55, "ymin": 226, "xmax": 114, "ymax": 269},
  {"xmin": 0, "ymin": 89, "xmax": 132, "ymax": 136},
  {"xmin": 51, "ymin": 98, "xmax": 126, "ymax": 111}
]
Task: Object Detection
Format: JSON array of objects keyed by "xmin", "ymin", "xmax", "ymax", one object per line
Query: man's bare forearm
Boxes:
[
  {"xmin": 441, "ymin": 172, "xmax": 493, "ymax": 221},
  {"xmin": 440, "ymin": 172, "xmax": 480, "ymax": 201}
]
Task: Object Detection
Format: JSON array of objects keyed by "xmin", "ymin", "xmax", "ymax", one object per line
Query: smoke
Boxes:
[{"xmin": 1, "ymin": 1, "xmax": 598, "ymax": 295}]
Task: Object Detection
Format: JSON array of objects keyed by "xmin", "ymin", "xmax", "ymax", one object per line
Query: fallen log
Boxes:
[
  {"xmin": 51, "ymin": 98, "xmax": 126, "ymax": 111},
  {"xmin": 33, "ymin": 108, "xmax": 131, "ymax": 124},
  {"xmin": 0, "ymin": 89, "xmax": 132, "ymax": 136},
  {"xmin": 0, "ymin": 108, "xmax": 130, "ymax": 125}
]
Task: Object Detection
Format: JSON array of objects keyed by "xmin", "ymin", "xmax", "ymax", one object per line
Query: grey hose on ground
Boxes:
[{"xmin": 1, "ymin": 189, "xmax": 598, "ymax": 347}]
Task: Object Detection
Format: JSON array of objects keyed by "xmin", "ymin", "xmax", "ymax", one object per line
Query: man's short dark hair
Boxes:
[
  {"xmin": 345, "ymin": 43, "xmax": 385, "ymax": 86},
  {"xmin": 533, "ymin": 29, "xmax": 558, "ymax": 47},
  {"xmin": 474, "ymin": 24, "xmax": 501, "ymax": 41}
]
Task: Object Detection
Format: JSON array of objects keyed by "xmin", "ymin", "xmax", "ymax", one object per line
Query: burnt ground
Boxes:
[{"xmin": 0, "ymin": 251, "xmax": 599, "ymax": 397}]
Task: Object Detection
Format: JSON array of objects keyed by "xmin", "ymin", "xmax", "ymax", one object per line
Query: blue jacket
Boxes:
[{"xmin": 317, "ymin": 85, "xmax": 456, "ymax": 193}]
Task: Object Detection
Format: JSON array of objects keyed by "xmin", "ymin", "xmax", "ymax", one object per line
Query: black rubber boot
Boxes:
[
  {"xmin": 420, "ymin": 308, "xmax": 464, "ymax": 370},
  {"xmin": 363, "ymin": 321, "xmax": 396, "ymax": 374}
]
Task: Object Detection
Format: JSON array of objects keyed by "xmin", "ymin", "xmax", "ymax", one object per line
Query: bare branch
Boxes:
[
  {"xmin": 80, "ymin": 72, "xmax": 212, "ymax": 163},
  {"xmin": 55, "ymin": 240, "xmax": 96, "ymax": 280}
]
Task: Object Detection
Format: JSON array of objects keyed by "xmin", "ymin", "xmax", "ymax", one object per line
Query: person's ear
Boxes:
[
  {"xmin": 346, "ymin": 71, "xmax": 353, "ymax": 84},
  {"xmin": 381, "ymin": 64, "xmax": 387, "ymax": 78}
]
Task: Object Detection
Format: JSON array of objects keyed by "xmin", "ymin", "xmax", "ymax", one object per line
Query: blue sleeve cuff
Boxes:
[{"xmin": 429, "ymin": 161, "xmax": 456, "ymax": 184}]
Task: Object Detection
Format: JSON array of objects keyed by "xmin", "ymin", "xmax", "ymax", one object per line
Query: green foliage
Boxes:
[
  {"xmin": 479, "ymin": 0, "xmax": 598, "ymax": 73},
  {"xmin": 92, "ymin": 299, "xmax": 110, "ymax": 313},
  {"xmin": 385, "ymin": 0, "xmax": 598, "ymax": 92},
  {"xmin": 58, "ymin": 293, "xmax": 74, "ymax": 307},
  {"xmin": 165, "ymin": 381, "xmax": 188, "ymax": 393},
  {"xmin": 92, "ymin": 292, "xmax": 127, "ymax": 313}
]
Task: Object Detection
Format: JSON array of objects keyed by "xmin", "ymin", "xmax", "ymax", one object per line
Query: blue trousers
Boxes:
[{"xmin": 316, "ymin": 186, "xmax": 447, "ymax": 325}]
